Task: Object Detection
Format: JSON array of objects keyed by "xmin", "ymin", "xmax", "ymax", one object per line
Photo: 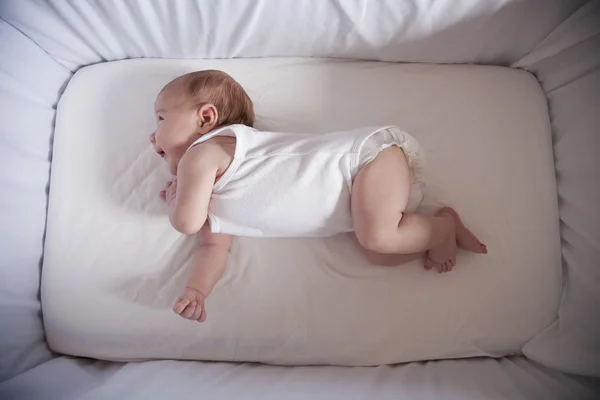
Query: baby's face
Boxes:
[{"xmin": 151, "ymin": 84, "xmax": 198, "ymax": 175}]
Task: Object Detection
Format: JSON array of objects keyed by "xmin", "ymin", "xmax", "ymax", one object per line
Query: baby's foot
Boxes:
[
  {"xmin": 441, "ymin": 207, "xmax": 487, "ymax": 254},
  {"xmin": 424, "ymin": 211, "xmax": 457, "ymax": 273}
]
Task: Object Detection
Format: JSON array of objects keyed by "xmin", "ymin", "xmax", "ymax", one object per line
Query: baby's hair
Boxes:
[{"xmin": 177, "ymin": 70, "xmax": 255, "ymax": 128}]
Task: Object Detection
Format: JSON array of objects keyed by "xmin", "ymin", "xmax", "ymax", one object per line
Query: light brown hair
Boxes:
[{"xmin": 179, "ymin": 70, "xmax": 255, "ymax": 128}]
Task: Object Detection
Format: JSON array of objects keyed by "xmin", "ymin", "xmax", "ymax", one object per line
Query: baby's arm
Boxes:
[
  {"xmin": 167, "ymin": 146, "xmax": 220, "ymax": 235},
  {"xmin": 173, "ymin": 223, "xmax": 232, "ymax": 322}
]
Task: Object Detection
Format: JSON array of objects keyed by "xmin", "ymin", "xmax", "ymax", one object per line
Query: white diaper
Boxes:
[{"xmin": 358, "ymin": 127, "xmax": 426, "ymax": 212}]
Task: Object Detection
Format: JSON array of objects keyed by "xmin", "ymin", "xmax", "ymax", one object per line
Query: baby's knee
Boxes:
[{"xmin": 355, "ymin": 225, "xmax": 396, "ymax": 254}]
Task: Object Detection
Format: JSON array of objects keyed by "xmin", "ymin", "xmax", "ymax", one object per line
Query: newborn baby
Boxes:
[{"xmin": 150, "ymin": 70, "xmax": 487, "ymax": 322}]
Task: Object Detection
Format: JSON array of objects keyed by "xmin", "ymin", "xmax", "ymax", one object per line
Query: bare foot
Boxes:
[
  {"xmin": 441, "ymin": 207, "xmax": 487, "ymax": 254},
  {"xmin": 424, "ymin": 211, "xmax": 457, "ymax": 273}
]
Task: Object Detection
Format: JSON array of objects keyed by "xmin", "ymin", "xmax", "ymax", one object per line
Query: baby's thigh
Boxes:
[
  {"xmin": 351, "ymin": 234, "xmax": 422, "ymax": 266},
  {"xmin": 351, "ymin": 146, "xmax": 412, "ymax": 229}
]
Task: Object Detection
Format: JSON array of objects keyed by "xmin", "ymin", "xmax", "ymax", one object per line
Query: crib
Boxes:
[{"xmin": 1, "ymin": 1, "xmax": 599, "ymax": 399}]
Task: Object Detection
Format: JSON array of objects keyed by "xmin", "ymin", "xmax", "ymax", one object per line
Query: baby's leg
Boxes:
[
  {"xmin": 351, "ymin": 234, "xmax": 423, "ymax": 266},
  {"xmin": 351, "ymin": 146, "xmax": 456, "ymax": 266},
  {"xmin": 362, "ymin": 248, "xmax": 424, "ymax": 267}
]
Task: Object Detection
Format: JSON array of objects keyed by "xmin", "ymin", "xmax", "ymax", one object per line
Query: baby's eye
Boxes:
[{"xmin": 158, "ymin": 116, "xmax": 164, "ymax": 121}]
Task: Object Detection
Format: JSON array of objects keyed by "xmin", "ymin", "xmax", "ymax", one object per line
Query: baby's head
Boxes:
[{"xmin": 150, "ymin": 70, "xmax": 254, "ymax": 174}]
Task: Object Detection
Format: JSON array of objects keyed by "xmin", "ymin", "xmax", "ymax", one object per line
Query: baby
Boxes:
[{"xmin": 150, "ymin": 70, "xmax": 487, "ymax": 322}]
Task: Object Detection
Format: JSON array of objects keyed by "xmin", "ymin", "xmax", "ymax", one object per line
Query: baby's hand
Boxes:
[
  {"xmin": 159, "ymin": 179, "xmax": 177, "ymax": 206},
  {"xmin": 173, "ymin": 286, "xmax": 207, "ymax": 322}
]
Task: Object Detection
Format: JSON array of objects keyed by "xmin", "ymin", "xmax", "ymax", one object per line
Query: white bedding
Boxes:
[
  {"xmin": 2, "ymin": 356, "xmax": 599, "ymax": 400},
  {"xmin": 0, "ymin": 0, "xmax": 580, "ymax": 71},
  {"xmin": 43, "ymin": 58, "xmax": 561, "ymax": 365},
  {"xmin": 0, "ymin": 19, "xmax": 69, "ymax": 380}
]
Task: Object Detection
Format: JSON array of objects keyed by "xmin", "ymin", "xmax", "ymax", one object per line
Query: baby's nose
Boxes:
[{"xmin": 150, "ymin": 133, "xmax": 156, "ymax": 144}]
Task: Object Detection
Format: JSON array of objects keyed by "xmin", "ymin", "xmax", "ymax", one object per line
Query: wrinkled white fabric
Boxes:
[
  {"xmin": 516, "ymin": 0, "xmax": 600, "ymax": 378},
  {"xmin": 1, "ymin": 356, "xmax": 599, "ymax": 400},
  {"xmin": 0, "ymin": 20, "xmax": 69, "ymax": 382},
  {"xmin": 0, "ymin": 0, "xmax": 584, "ymax": 71}
]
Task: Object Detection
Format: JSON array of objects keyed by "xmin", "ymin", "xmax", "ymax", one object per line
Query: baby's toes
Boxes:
[
  {"xmin": 440, "ymin": 261, "xmax": 449, "ymax": 273},
  {"xmin": 445, "ymin": 261, "xmax": 453, "ymax": 272},
  {"xmin": 424, "ymin": 256, "xmax": 433, "ymax": 271}
]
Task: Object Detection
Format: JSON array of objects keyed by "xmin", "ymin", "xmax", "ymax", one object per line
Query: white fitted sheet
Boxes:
[{"xmin": 43, "ymin": 58, "xmax": 561, "ymax": 365}]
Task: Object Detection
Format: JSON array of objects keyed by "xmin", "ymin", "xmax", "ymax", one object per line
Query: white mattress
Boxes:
[{"xmin": 43, "ymin": 58, "xmax": 561, "ymax": 365}]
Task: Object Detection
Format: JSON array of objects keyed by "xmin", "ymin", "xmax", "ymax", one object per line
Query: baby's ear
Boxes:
[{"xmin": 197, "ymin": 104, "xmax": 218, "ymax": 129}]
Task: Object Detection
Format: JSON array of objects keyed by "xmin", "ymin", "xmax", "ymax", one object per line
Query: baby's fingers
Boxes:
[
  {"xmin": 159, "ymin": 190, "xmax": 167, "ymax": 201},
  {"xmin": 181, "ymin": 302, "xmax": 197, "ymax": 319},
  {"xmin": 173, "ymin": 298, "xmax": 190, "ymax": 314},
  {"xmin": 191, "ymin": 303, "xmax": 204, "ymax": 321},
  {"xmin": 198, "ymin": 308, "xmax": 207, "ymax": 322}
]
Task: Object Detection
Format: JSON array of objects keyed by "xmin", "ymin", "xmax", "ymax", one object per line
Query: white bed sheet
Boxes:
[
  {"xmin": 43, "ymin": 58, "xmax": 561, "ymax": 365},
  {"xmin": 1, "ymin": 356, "xmax": 598, "ymax": 400}
]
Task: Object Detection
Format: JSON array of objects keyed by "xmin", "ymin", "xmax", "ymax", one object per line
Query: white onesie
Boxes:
[{"xmin": 187, "ymin": 124, "xmax": 425, "ymax": 237}]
